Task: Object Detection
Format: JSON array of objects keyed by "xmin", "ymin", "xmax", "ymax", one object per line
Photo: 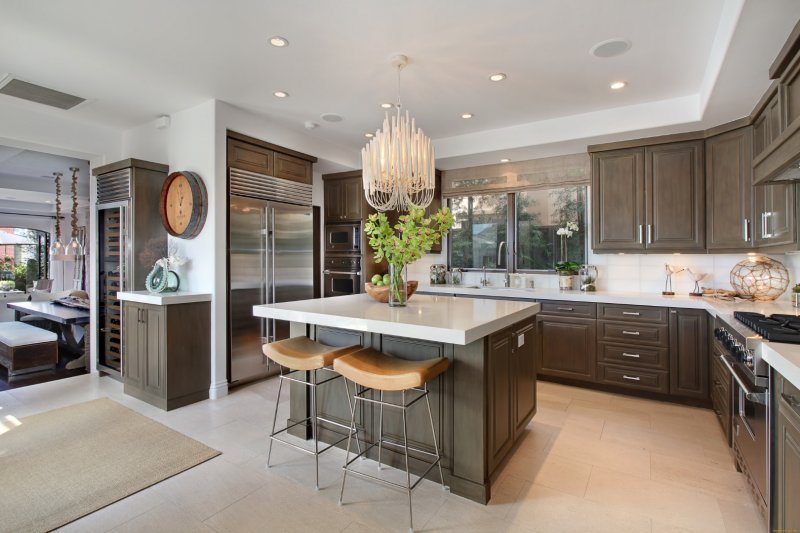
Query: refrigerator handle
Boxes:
[
  {"xmin": 269, "ymin": 207, "xmax": 277, "ymax": 342},
  {"xmin": 261, "ymin": 206, "xmax": 270, "ymax": 345}
]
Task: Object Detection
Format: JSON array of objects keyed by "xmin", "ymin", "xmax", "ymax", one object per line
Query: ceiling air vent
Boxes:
[{"xmin": 0, "ymin": 77, "xmax": 85, "ymax": 110}]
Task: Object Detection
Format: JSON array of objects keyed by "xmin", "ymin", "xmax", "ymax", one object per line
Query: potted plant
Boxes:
[
  {"xmin": 555, "ymin": 260, "xmax": 580, "ymax": 291},
  {"xmin": 364, "ymin": 207, "xmax": 454, "ymax": 306}
]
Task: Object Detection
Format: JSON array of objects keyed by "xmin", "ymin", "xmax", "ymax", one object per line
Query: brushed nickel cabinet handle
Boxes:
[
  {"xmin": 622, "ymin": 352, "xmax": 640, "ymax": 358},
  {"xmin": 647, "ymin": 224, "xmax": 653, "ymax": 244},
  {"xmin": 623, "ymin": 375, "xmax": 641, "ymax": 381},
  {"xmin": 622, "ymin": 330, "xmax": 640, "ymax": 336},
  {"xmin": 622, "ymin": 311, "xmax": 640, "ymax": 316},
  {"xmin": 638, "ymin": 225, "xmax": 643, "ymax": 244},
  {"xmin": 743, "ymin": 218, "xmax": 750, "ymax": 242},
  {"xmin": 557, "ymin": 307, "xmax": 574, "ymax": 311}
]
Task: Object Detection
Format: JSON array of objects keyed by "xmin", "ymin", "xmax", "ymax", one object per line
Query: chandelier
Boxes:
[
  {"xmin": 362, "ymin": 54, "xmax": 435, "ymax": 212},
  {"xmin": 49, "ymin": 172, "xmax": 65, "ymax": 258}
]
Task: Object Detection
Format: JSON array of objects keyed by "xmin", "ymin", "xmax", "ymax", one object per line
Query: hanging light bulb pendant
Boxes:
[
  {"xmin": 49, "ymin": 172, "xmax": 65, "ymax": 258},
  {"xmin": 362, "ymin": 54, "xmax": 435, "ymax": 212}
]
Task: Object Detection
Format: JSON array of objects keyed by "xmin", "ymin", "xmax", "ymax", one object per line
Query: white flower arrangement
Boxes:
[
  {"xmin": 156, "ymin": 241, "xmax": 188, "ymax": 270},
  {"xmin": 556, "ymin": 221, "xmax": 579, "ymax": 238}
]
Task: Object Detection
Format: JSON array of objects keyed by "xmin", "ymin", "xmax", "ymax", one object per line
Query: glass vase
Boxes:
[
  {"xmin": 558, "ymin": 273, "xmax": 574, "ymax": 291},
  {"xmin": 389, "ymin": 263, "xmax": 407, "ymax": 307}
]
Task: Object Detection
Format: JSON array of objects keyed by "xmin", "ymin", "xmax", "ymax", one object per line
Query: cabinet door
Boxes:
[
  {"xmin": 537, "ymin": 315, "xmax": 597, "ymax": 382},
  {"xmin": 645, "ymin": 141, "xmax": 705, "ymax": 250},
  {"xmin": 227, "ymin": 139, "xmax": 273, "ymax": 175},
  {"xmin": 143, "ymin": 306, "xmax": 166, "ymax": 399},
  {"xmin": 122, "ymin": 303, "xmax": 143, "ymax": 391},
  {"xmin": 706, "ymin": 128, "xmax": 753, "ymax": 249},
  {"xmin": 342, "ymin": 178, "xmax": 363, "ymax": 221},
  {"xmin": 754, "ymin": 183, "xmax": 797, "ymax": 248},
  {"xmin": 775, "ymin": 393, "xmax": 800, "ymax": 532},
  {"xmin": 591, "ymin": 148, "xmax": 645, "ymax": 251},
  {"xmin": 488, "ymin": 328, "xmax": 513, "ymax": 472},
  {"xmin": 273, "ymin": 152, "xmax": 312, "ymax": 185},
  {"xmin": 513, "ymin": 319, "xmax": 537, "ymax": 436},
  {"xmin": 669, "ymin": 309, "xmax": 708, "ymax": 400},
  {"xmin": 324, "ymin": 181, "xmax": 343, "ymax": 221}
]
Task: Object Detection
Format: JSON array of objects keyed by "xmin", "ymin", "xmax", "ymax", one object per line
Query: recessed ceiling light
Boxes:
[
  {"xmin": 590, "ymin": 39, "xmax": 631, "ymax": 58},
  {"xmin": 273, "ymin": 90, "xmax": 289, "ymax": 98},
  {"xmin": 269, "ymin": 36, "xmax": 289, "ymax": 47},
  {"xmin": 321, "ymin": 113, "xmax": 343, "ymax": 122},
  {"xmin": 610, "ymin": 81, "xmax": 627, "ymax": 90},
  {"xmin": 380, "ymin": 103, "xmax": 394, "ymax": 109},
  {"xmin": 364, "ymin": 133, "xmax": 374, "ymax": 138},
  {"xmin": 461, "ymin": 113, "xmax": 474, "ymax": 119},
  {"xmin": 500, "ymin": 158, "xmax": 510, "ymax": 163},
  {"xmin": 489, "ymin": 73, "xmax": 507, "ymax": 82}
]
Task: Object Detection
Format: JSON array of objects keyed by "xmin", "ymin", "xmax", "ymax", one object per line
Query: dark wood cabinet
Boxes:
[
  {"xmin": 513, "ymin": 319, "xmax": 537, "ymax": 436},
  {"xmin": 592, "ymin": 141, "xmax": 704, "ymax": 252},
  {"xmin": 487, "ymin": 326, "xmax": 514, "ymax": 472},
  {"xmin": 122, "ymin": 300, "xmax": 211, "ymax": 410},
  {"xmin": 710, "ymin": 336, "xmax": 732, "ymax": 443},
  {"xmin": 753, "ymin": 92, "xmax": 781, "ymax": 158},
  {"xmin": 669, "ymin": 308, "xmax": 708, "ymax": 400},
  {"xmin": 705, "ymin": 127, "xmax": 754, "ymax": 249},
  {"xmin": 226, "ymin": 133, "xmax": 314, "ymax": 184},
  {"xmin": 274, "ymin": 152, "xmax": 312, "ymax": 185},
  {"xmin": 324, "ymin": 173, "xmax": 363, "ymax": 222},
  {"xmin": 227, "ymin": 138, "xmax": 274, "ymax": 176},
  {"xmin": 591, "ymin": 148, "xmax": 645, "ymax": 251},
  {"xmin": 537, "ymin": 314, "xmax": 596, "ymax": 382},
  {"xmin": 645, "ymin": 141, "xmax": 705, "ymax": 250},
  {"xmin": 754, "ymin": 182, "xmax": 797, "ymax": 248},
  {"xmin": 773, "ymin": 371, "xmax": 800, "ymax": 532}
]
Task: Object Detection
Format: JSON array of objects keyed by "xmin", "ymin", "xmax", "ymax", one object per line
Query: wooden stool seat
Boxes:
[
  {"xmin": 262, "ymin": 337, "xmax": 361, "ymax": 371},
  {"xmin": 334, "ymin": 348, "xmax": 449, "ymax": 391}
]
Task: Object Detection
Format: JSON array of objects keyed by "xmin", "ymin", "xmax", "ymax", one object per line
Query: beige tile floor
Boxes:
[{"xmin": 0, "ymin": 374, "xmax": 766, "ymax": 532}]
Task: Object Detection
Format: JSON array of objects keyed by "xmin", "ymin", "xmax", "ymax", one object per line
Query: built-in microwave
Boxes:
[{"xmin": 325, "ymin": 223, "xmax": 360, "ymax": 253}]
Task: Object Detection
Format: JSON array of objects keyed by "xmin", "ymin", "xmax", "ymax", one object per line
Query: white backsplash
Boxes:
[{"xmin": 406, "ymin": 238, "xmax": 800, "ymax": 301}]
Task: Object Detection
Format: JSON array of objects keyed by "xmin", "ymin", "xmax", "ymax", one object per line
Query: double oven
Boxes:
[
  {"xmin": 714, "ymin": 317, "xmax": 769, "ymax": 518},
  {"xmin": 323, "ymin": 223, "xmax": 362, "ymax": 297}
]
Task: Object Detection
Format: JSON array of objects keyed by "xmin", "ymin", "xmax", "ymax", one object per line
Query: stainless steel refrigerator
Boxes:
[{"xmin": 229, "ymin": 196, "xmax": 315, "ymax": 384}]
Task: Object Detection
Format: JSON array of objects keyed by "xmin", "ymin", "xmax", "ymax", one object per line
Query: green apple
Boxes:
[
  {"xmin": 371, "ymin": 274, "xmax": 382, "ymax": 284},
  {"xmin": 382, "ymin": 273, "xmax": 390, "ymax": 284},
  {"xmin": 375, "ymin": 280, "xmax": 383, "ymax": 286}
]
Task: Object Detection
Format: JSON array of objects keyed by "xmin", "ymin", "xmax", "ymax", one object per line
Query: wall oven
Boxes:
[
  {"xmin": 325, "ymin": 223, "xmax": 361, "ymax": 253},
  {"xmin": 323, "ymin": 256, "xmax": 361, "ymax": 297}
]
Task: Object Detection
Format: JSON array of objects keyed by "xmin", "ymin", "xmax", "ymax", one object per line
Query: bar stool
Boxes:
[
  {"xmin": 334, "ymin": 348, "xmax": 449, "ymax": 532},
  {"xmin": 262, "ymin": 336, "xmax": 363, "ymax": 489}
]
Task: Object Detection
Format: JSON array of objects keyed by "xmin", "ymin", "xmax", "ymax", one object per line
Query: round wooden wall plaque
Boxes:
[{"xmin": 159, "ymin": 171, "xmax": 207, "ymax": 239}]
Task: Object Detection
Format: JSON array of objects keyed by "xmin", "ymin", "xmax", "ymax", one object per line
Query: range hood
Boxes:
[{"xmin": 753, "ymin": 120, "xmax": 800, "ymax": 185}]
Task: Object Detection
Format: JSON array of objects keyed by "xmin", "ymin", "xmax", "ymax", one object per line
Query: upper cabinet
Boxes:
[
  {"xmin": 706, "ymin": 127, "xmax": 753, "ymax": 250},
  {"xmin": 226, "ymin": 131, "xmax": 315, "ymax": 185},
  {"xmin": 592, "ymin": 140, "xmax": 704, "ymax": 252},
  {"xmin": 323, "ymin": 172, "xmax": 364, "ymax": 222}
]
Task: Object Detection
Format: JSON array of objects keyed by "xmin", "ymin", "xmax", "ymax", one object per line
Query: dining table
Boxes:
[{"xmin": 6, "ymin": 300, "xmax": 90, "ymax": 357}]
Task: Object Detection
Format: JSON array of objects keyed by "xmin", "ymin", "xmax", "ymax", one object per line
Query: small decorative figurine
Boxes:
[
  {"xmin": 663, "ymin": 264, "xmax": 684, "ymax": 295},
  {"xmin": 686, "ymin": 268, "xmax": 707, "ymax": 297}
]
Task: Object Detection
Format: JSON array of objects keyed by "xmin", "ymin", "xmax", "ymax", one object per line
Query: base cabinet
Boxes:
[
  {"xmin": 122, "ymin": 301, "xmax": 211, "ymax": 410},
  {"xmin": 773, "ymin": 371, "xmax": 800, "ymax": 532},
  {"xmin": 537, "ymin": 315, "xmax": 597, "ymax": 382},
  {"xmin": 669, "ymin": 308, "xmax": 709, "ymax": 400}
]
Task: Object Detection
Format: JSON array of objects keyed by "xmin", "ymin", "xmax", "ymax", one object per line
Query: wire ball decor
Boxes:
[{"xmin": 729, "ymin": 255, "xmax": 790, "ymax": 301}]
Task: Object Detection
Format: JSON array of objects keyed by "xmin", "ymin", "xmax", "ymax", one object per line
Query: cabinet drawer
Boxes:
[
  {"xmin": 598, "ymin": 321, "xmax": 669, "ymax": 347},
  {"xmin": 597, "ymin": 303, "xmax": 668, "ymax": 324},
  {"xmin": 597, "ymin": 363, "xmax": 669, "ymax": 393},
  {"xmin": 711, "ymin": 354, "xmax": 730, "ymax": 396},
  {"xmin": 538, "ymin": 300, "xmax": 596, "ymax": 318},
  {"xmin": 598, "ymin": 342, "xmax": 668, "ymax": 370}
]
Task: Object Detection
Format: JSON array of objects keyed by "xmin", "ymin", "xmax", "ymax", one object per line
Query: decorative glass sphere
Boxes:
[{"xmin": 729, "ymin": 256, "xmax": 789, "ymax": 301}]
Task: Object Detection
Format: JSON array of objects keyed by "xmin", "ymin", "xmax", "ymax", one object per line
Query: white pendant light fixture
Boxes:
[
  {"xmin": 65, "ymin": 167, "xmax": 84, "ymax": 258},
  {"xmin": 49, "ymin": 172, "xmax": 65, "ymax": 259},
  {"xmin": 362, "ymin": 54, "xmax": 435, "ymax": 212}
]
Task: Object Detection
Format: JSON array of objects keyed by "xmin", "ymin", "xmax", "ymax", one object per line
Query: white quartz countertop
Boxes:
[
  {"xmin": 420, "ymin": 283, "xmax": 800, "ymax": 387},
  {"xmin": 252, "ymin": 293, "xmax": 539, "ymax": 345},
  {"xmin": 117, "ymin": 291, "xmax": 212, "ymax": 305}
]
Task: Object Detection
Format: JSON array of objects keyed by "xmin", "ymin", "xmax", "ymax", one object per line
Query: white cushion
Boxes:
[{"xmin": 0, "ymin": 322, "xmax": 58, "ymax": 347}]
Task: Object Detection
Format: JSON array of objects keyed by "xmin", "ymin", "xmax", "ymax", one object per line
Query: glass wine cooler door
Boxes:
[{"xmin": 97, "ymin": 204, "xmax": 126, "ymax": 375}]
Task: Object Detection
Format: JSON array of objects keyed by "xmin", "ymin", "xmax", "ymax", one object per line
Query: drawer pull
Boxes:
[
  {"xmin": 622, "ymin": 375, "xmax": 641, "ymax": 381},
  {"xmin": 557, "ymin": 307, "xmax": 574, "ymax": 311},
  {"xmin": 622, "ymin": 352, "xmax": 640, "ymax": 358},
  {"xmin": 622, "ymin": 311, "xmax": 640, "ymax": 316},
  {"xmin": 622, "ymin": 330, "xmax": 640, "ymax": 336}
]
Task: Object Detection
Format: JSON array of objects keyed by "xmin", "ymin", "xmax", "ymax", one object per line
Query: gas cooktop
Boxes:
[{"xmin": 734, "ymin": 311, "xmax": 800, "ymax": 343}]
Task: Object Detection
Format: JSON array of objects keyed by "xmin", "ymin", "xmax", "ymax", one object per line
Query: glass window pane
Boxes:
[
  {"xmin": 516, "ymin": 186, "xmax": 587, "ymax": 270},
  {"xmin": 448, "ymin": 194, "xmax": 508, "ymax": 269}
]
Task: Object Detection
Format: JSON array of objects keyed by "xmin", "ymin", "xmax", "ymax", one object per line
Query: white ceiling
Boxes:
[
  {"xmin": 0, "ymin": 146, "xmax": 90, "ymax": 206},
  {"xmin": 0, "ymin": 0, "xmax": 799, "ymax": 170}
]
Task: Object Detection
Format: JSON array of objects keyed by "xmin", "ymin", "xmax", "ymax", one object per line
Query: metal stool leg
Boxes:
[
  {"xmin": 267, "ymin": 368, "xmax": 285, "ymax": 467},
  {"xmin": 377, "ymin": 390, "xmax": 384, "ymax": 469},
  {"xmin": 424, "ymin": 389, "xmax": 446, "ymax": 490},
  {"xmin": 339, "ymin": 394, "xmax": 359, "ymax": 506},
  {"xmin": 310, "ymin": 369, "xmax": 320, "ymax": 490},
  {"xmin": 342, "ymin": 377, "xmax": 362, "ymax": 456},
  {"xmin": 401, "ymin": 390, "xmax": 414, "ymax": 533}
]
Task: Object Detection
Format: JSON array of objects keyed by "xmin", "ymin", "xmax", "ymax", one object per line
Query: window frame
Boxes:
[{"xmin": 447, "ymin": 187, "xmax": 588, "ymax": 274}]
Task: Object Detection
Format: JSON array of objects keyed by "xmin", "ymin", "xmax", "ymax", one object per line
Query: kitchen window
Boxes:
[{"xmin": 448, "ymin": 186, "xmax": 587, "ymax": 271}]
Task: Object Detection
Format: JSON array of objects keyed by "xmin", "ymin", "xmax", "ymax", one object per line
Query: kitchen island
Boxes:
[{"xmin": 253, "ymin": 293, "xmax": 540, "ymax": 503}]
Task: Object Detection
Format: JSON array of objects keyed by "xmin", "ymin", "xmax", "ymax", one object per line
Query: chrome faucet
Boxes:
[
  {"xmin": 504, "ymin": 272, "xmax": 510, "ymax": 287},
  {"xmin": 481, "ymin": 266, "xmax": 490, "ymax": 286}
]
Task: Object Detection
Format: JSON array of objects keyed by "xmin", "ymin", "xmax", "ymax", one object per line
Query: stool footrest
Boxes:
[{"xmin": 342, "ymin": 449, "xmax": 441, "ymax": 493}]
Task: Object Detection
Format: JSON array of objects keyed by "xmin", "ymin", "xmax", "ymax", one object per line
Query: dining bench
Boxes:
[{"xmin": 0, "ymin": 322, "xmax": 58, "ymax": 378}]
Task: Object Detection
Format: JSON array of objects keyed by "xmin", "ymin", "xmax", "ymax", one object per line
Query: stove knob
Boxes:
[
  {"xmin": 744, "ymin": 350, "xmax": 754, "ymax": 366},
  {"xmin": 714, "ymin": 328, "xmax": 725, "ymax": 340}
]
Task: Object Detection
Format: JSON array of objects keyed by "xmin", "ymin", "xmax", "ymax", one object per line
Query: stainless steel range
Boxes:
[{"xmin": 715, "ymin": 315, "xmax": 770, "ymax": 520}]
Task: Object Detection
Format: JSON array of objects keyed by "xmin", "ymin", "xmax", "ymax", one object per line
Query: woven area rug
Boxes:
[{"xmin": 0, "ymin": 397, "xmax": 220, "ymax": 533}]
